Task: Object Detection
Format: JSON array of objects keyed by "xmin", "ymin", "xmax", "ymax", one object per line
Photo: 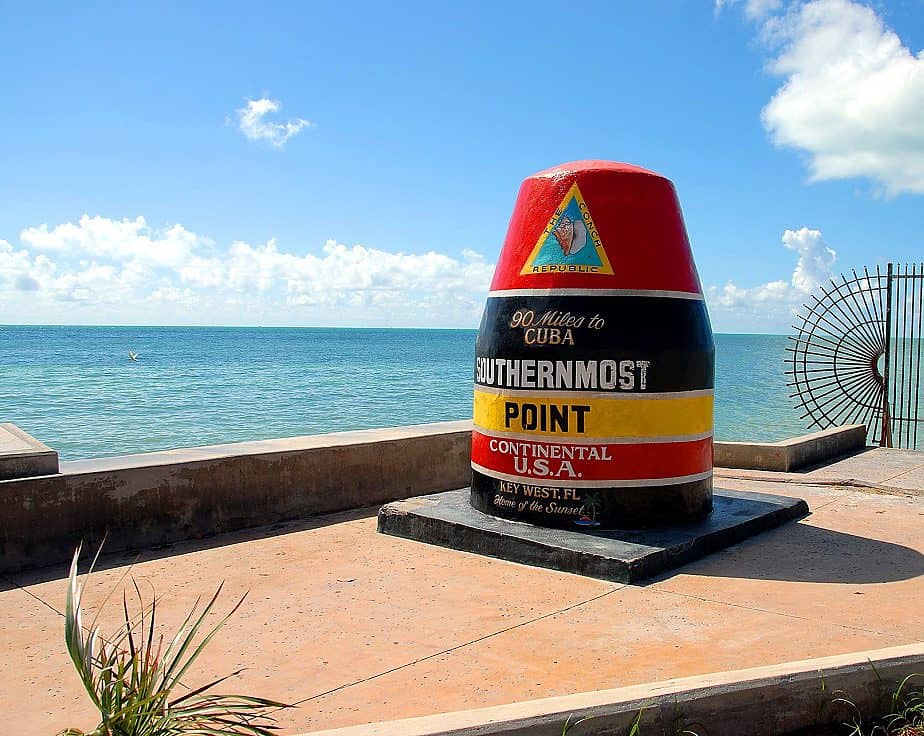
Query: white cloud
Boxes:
[
  {"xmin": 150, "ymin": 285, "xmax": 198, "ymax": 306},
  {"xmin": 740, "ymin": 0, "xmax": 924, "ymax": 195},
  {"xmin": 21, "ymin": 215, "xmax": 206, "ymax": 269},
  {"xmin": 0, "ymin": 239, "xmax": 56, "ymax": 292},
  {"xmin": 1, "ymin": 215, "xmax": 494, "ymax": 326},
  {"xmin": 706, "ymin": 227, "xmax": 835, "ymax": 320},
  {"xmin": 782, "ymin": 226, "xmax": 836, "ymax": 292},
  {"xmin": 52, "ymin": 263, "xmax": 135, "ymax": 304},
  {"xmin": 177, "ymin": 237, "xmax": 494, "ymax": 312},
  {"xmin": 709, "ymin": 278, "xmax": 791, "ymax": 310},
  {"xmin": 234, "ymin": 97, "xmax": 312, "ymax": 148},
  {"xmin": 715, "ymin": 0, "xmax": 781, "ymax": 21}
]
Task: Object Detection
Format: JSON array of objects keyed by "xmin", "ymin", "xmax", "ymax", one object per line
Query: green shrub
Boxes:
[{"xmin": 58, "ymin": 542, "xmax": 291, "ymax": 736}]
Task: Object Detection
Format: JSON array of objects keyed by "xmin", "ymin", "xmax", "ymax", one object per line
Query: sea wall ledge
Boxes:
[
  {"xmin": 714, "ymin": 424, "xmax": 867, "ymax": 472},
  {"xmin": 0, "ymin": 422, "xmax": 59, "ymax": 481},
  {"xmin": 0, "ymin": 421, "xmax": 472, "ymax": 574},
  {"xmin": 0, "ymin": 421, "xmax": 867, "ymax": 574}
]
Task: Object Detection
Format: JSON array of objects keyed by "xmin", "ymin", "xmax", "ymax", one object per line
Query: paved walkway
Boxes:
[{"xmin": 3, "ymin": 448, "xmax": 922, "ymax": 734}]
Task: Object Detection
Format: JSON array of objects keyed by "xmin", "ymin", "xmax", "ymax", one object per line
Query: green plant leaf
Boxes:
[{"xmin": 59, "ymin": 541, "xmax": 292, "ymax": 736}]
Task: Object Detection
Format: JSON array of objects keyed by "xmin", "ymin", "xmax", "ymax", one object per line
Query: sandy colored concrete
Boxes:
[
  {"xmin": 717, "ymin": 446, "xmax": 924, "ymax": 495},
  {"xmin": 806, "ymin": 446, "xmax": 924, "ymax": 487},
  {"xmin": 2, "ymin": 453, "xmax": 922, "ymax": 734}
]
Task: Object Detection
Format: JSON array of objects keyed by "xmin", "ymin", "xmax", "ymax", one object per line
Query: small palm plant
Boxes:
[
  {"xmin": 581, "ymin": 491, "xmax": 603, "ymax": 525},
  {"xmin": 58, "ymin": 542, "xmax": 291, "ymax": 736}
]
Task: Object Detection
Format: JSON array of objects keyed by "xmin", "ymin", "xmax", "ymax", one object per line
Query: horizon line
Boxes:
[{"xmin": 0, "ymin": 323, "xmax": 791, "ymax": 337}]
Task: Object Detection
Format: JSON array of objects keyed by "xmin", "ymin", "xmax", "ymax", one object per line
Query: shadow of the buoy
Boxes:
[{"xmin": 675, "ymin": 522, "xmax": 924, "ymax": 584}]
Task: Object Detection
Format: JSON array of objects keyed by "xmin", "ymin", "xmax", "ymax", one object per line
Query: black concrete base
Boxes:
[{"xmin": 377, "ymin": 488, "xmax": 808, "ymax": 583}]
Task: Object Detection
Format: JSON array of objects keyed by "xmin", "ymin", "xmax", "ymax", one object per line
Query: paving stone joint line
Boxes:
[
  {"xmin": 880, "ymin": 461, "xmax": 924, "ymax": 484},
  {"xmin": 646, "ymin": 586, "xmax": 893, "ymax": 638},
  {"xmin": 273, "ymin": 586, "xmax": 624, "ymax": 713},
  {"xmin": 3, "ymin": 573, "xmax": 62, "ymax": 617},
  {"xmin": 716, "ymin": 470, "xmax": 923, "ymax": 497}
]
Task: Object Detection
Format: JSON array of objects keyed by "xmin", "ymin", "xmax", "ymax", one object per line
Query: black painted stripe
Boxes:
[
  {"xmin": 475, "ymin": 295, "xmax": 714, "ymax": 393},
  {"xmin": 470, "ymin": 469, "xmax": 713, "ymax": 528}
]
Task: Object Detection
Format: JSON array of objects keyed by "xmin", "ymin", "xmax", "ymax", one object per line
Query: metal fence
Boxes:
[{"xmin": 788, "ymin": 262, "xmax": 924, "ymax": 449}]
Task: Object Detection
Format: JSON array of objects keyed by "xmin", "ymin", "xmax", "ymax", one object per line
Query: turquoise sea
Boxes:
[{"xmin": 0, "ymin": 326, "xmax": 810, "ymax": 461}]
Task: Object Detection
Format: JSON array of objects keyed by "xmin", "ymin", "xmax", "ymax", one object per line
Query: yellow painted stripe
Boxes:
[{"xmin": 473, "ymin": 389, "xmax": 713, "ymax": 439}]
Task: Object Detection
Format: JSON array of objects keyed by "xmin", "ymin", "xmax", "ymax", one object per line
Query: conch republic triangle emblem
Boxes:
[{"xmin": 520, "ymin": 183, "xmax": 614, "ymax": 276}]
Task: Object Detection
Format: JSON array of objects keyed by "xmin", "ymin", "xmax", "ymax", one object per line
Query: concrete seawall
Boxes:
[
  {"xmin": 0, "ymin": 421, "xmax": 471, "ymax": 573},
  {"xmin": 0, "ymin": 421, "xmax": 867, "ymax": 574},
  {"xmin": 714, "ymin": 424, "xmax": 867, "ymax": 472}
]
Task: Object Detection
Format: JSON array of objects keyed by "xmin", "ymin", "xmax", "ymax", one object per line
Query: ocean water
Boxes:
[{"xmin": 0, "ymin": 326, "xmax": 810, "ymax": 461}]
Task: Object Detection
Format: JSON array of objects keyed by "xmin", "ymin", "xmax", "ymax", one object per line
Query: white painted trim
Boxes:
[
  {"xmin": 473, "ymin": 386, "xmax": 714, "ymax": 400},
  {"xmin": 470, "ymin": 462, "xmax": 712, "ymax": 488},
  {"xmin": 488, "ymin": 288, "xmax": 704, "ymax": 300},
  {"xmin": 473, "ymin": 425, "xmax": 714, "ymax": 445}
]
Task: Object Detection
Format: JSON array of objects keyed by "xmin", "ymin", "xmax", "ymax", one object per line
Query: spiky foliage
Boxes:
[
  {"xmin": 58, "ymin": 543, "xmax": 290, "ymax": 736},
  {"xmin": 561, "ymin": 709, "xmax": 643, "ymax": 736},
  {"xmin": 880, "ymin": 675, "xmax": 924, "ymax": 736},
  {"xmin": 834, "ymin": 675, "xmax": 924, "ymax": 736}
]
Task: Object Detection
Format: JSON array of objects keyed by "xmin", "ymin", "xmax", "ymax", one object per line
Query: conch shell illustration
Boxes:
[{"xmin": 552, "ymin": 215, "xmax": 588, "ymax": 256}]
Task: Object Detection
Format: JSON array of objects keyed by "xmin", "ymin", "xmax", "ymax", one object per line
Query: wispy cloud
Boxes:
[
  {"xmin": 715, "ymin": 0, "xmax": 781, "ymax": 21},
  {"xmin": 3, "ymin": 215, "xmax": 494, "ymax": 325},
  {"xmin": 706, "ymin": 227, "xmax": 836, "ymax": 321},
  {"xmin": 722, "ymin": 0, "xmax": 924, "ymax": 196},
  {"xmin": 234, "ymin": 97, "xmax": 312, "ymax": 149},
  {"xmin": 5, "ymin": 213, "xmax": 837, "ymax": 329}
]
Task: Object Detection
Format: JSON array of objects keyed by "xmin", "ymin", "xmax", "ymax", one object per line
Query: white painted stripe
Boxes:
[
  {"xmin": 488, "ymin": 288, "xmax": 704, "ymax": 300},
  {"xmin": 471, "ymin": 462, "xmax": 713, "ymax": 488},
  {"xmin": 473, "ymin": 386, "xmax": 714, "ymax": 401},
  {"xmin": 473, "ymin": 425, "xmax": 714, "ymax": 445}
]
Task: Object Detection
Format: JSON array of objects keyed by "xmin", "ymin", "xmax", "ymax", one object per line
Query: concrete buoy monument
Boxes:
[
  {"xmin": 470, "ymin": 160, "xmax": 714, "ymax": 529},
  {"xmin": 378, "ymin": 160, "xmax": 806, "ymax": 583}
]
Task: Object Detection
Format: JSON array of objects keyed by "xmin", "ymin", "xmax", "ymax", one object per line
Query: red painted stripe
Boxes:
[
  {"xmin": 490, "ymin": 163, "xmax": 703, "ymax": 294},
  {"xmin": 471, "ymin": 430, "xmax": 712, "ymax": 483}
]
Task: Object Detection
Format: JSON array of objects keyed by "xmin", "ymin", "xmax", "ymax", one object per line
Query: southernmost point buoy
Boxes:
[{"xmin": 471, "ymin": 161, "xmax": 715, "ymax": 529}]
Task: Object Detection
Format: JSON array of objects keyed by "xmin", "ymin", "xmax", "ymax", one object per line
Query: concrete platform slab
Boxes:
[{"xmin": 377, "ymin": 488, "xmax": 808, "ymax": 583}]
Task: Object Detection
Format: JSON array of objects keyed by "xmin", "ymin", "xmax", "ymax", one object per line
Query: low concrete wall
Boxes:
[
  {"xmin": 0, "ymin": 423, "xmax": 59, "ymax": 481},
  {"xmin": 714, "ymin": 424, "xmax": 867, "ymax": 472},
  {"xmin": 302, "ymin": 643, "xmax": 924, "ymax": 736},
  {"xmin": 0, "ymin": 421, "xmax": 471, "ymax": 573}
]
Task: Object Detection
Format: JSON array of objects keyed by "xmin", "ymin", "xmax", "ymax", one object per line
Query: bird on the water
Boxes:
[{"xmin": 128, "ymin": 351, "xmax": 139, "ymax": 361}]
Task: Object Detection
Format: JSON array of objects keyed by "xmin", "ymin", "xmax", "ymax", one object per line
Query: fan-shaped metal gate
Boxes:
[{"xmin": 788, "ymin": 263, "xmax": 924, "ymax": 449}]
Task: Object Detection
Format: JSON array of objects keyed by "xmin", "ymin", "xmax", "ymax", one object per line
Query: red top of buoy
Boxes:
[
  {"xmin": 490, "ymin": 160, "xmax": 703, "ymax": 294},
  {"xmin": 530, "ymin": 159, "xmax": 665, "ymax": 178}
]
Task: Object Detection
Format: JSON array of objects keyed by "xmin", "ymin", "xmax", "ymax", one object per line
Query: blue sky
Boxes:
[{"xmin": 1, "ymin": 0, "xmax": 922, "ymax": 331}]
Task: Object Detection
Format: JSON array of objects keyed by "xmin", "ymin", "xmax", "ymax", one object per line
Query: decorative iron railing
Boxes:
[{"xmin": 788, "ymin": 262, "xmax": 924, "ymax": 449}]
